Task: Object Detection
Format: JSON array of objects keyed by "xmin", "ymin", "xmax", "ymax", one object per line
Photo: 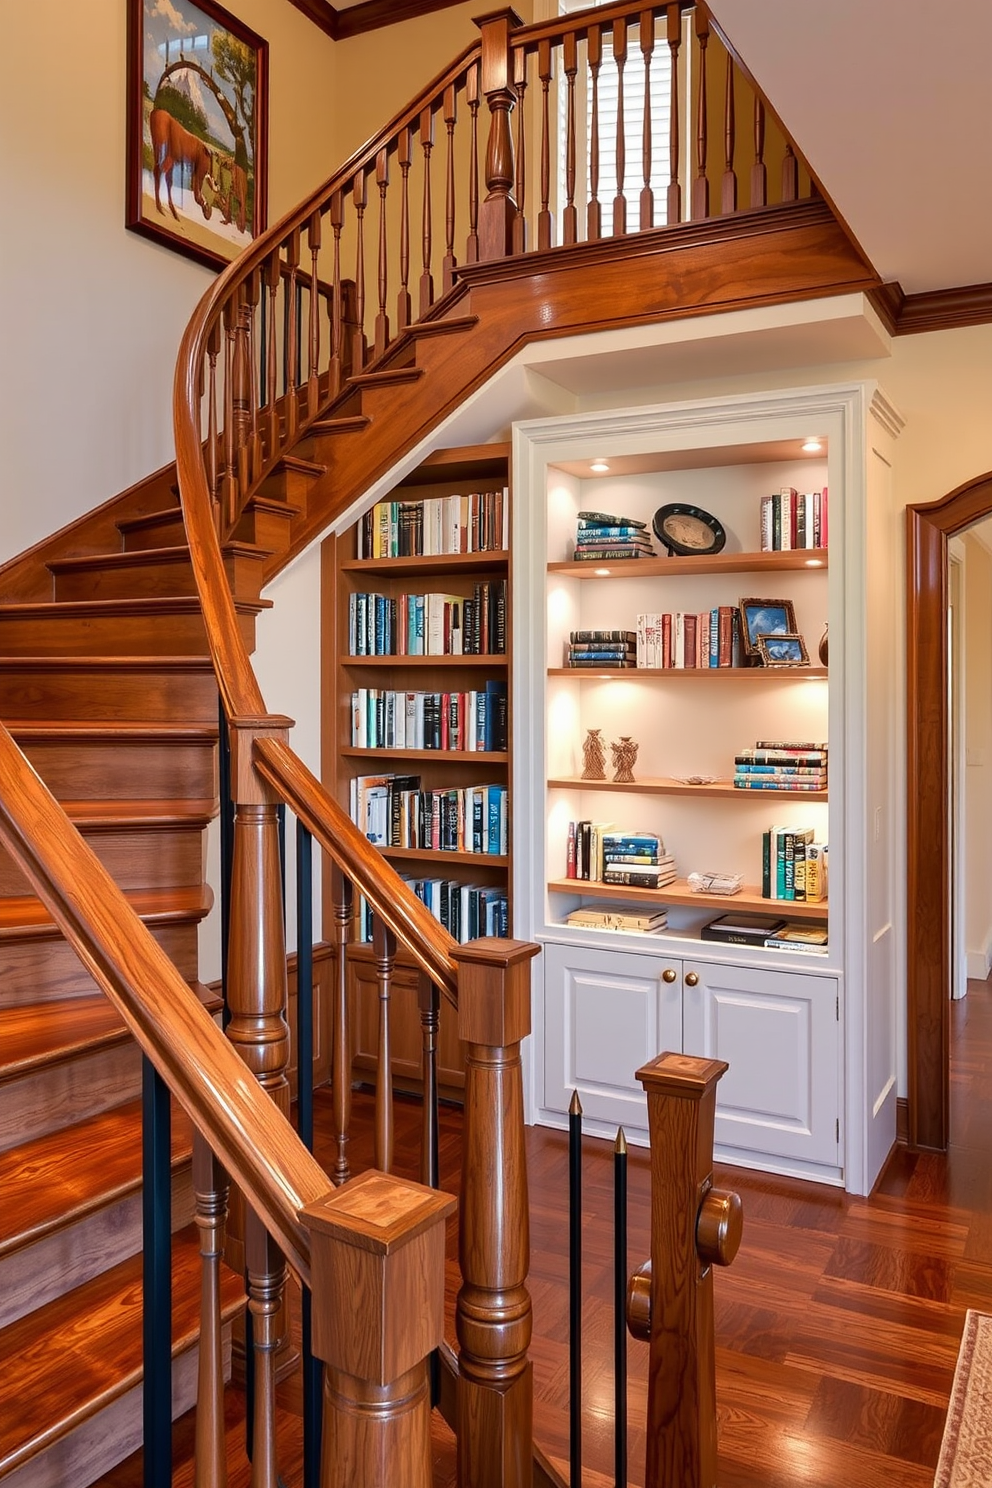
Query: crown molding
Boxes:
[
  {"xmin": 286, "ymin": 0, "xmax": 467, "ymax": 39},
  {"xmin": 869, "ymin": 280, "xmax": 992, "ymax": 336}
]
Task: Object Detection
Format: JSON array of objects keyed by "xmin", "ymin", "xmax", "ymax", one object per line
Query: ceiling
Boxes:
[{"xmin": 707, "ymin": 0, "xmax": 992, "ymax": 296}]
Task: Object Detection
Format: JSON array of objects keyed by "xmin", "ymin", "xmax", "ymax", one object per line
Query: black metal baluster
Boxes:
[
  {"xmin": 142, "ymin": 1057, "xmax": 172, "ymax": 1488},
  {"xmin": 614, "ymin": 1127, "xmax": 628, "ymax": 1488},
  {"xmin": 569, "ymin": 1088, "xmax": 583, "ymax": 1486}
]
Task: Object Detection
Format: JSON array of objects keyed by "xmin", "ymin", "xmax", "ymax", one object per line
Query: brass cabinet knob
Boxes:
[
  {"xmin": 697, "ymin": 1187, "xmax": 743, "ymax": 1267},
  {"xmin": 662, "ymin": 967, "xmax": 678, "ymax": 983},
  {"xmin": 685, "ymin": 971, "xmax": 699, "ymax": 987}
]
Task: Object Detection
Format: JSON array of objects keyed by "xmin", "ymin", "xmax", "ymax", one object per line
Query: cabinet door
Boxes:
[
  {"xmin": 683, "ymin": 960, "xmax": 840, "ymax": 1169},
  {"xmin": 542, "ymin": 941, "xmax": 682, "ymax": 1128}
]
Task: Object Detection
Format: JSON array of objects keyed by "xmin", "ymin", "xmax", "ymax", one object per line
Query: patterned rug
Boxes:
[{"xmin": 935, "ymin": 1310, "xmax": 992, "ymax": 1487}]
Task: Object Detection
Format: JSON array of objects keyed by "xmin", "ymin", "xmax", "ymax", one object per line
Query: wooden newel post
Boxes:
[
  {"xmin": 629, "ymin": 1052, "xmax": 743, "ymax": 1488},
  {"xmin": 301, "ymin": 1170, "xmax": 456, "ymax": 1488},
  {"xmin": 474, "ymin": 8, "xmax": 524, "ymax": 260},
  {"xmin": 454, "ymin": 936, "xmax": 539, "ymax": 1488}
]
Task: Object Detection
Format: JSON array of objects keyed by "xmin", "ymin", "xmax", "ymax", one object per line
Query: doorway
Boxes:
[{"xmin": 907, "ymin": 471, "xmax": 992, "ymax": 1150}]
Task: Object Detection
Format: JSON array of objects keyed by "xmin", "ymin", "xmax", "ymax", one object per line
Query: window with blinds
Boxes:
[{"xmin": 557, "ymin": 0, "xmax": 678, "ymax": 238}]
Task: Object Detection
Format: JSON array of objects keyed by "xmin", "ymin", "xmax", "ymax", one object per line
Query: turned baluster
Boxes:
[
  {"xmin": 246, "ymin": 1209, "xmax": 286, "ymax": 1488},
  {"xmin": 442, "ymin": 84, "xmax": 458, "ymax": 291},
  {"xmin": 233, "ymin": 292, "xmax": 253, "ymax": 502},
  {"xmin": 627, "ymin": 1053, "xmax": 743, "ymax": 1488},
  {"xmin": 692, "ymin": 9, "xmax": 710, "ymax": 219},
  {"xmin": 283, "ymin": 229, "xmax": 301, "ymax": 436},
  {"xmin": 418, "ymin": 105, "xmax": 435, "ymax": 316},
  {"xmin": 241, "ymin": 271, "xmax": 260, "ymax": 485},
  {"xmin": 466, "ymin": 62, "xmax": 481, "ymax": 263},
  {"xmin": 639, "ymin": 11, "xmax": 655, "ymax": 229},
  {"xmin": 781, "ymin": 141, "xmax": 799, "ymax": 203},
  {"xmin": 374, "ymin": 149, "xmax": 391, "ymax": 359},
  {"xmin": 562, "ymin": 33, "xmax": 578, "ymax": 245},
  {"xmin": 751, "ymin": 95, "xmax": 767, "ymax": 208},
  {"xmin": 373, "ymin": 914, "xmax": 396, "ymax": 1174},
  {"xmin": 417, "ymin": 974, "xmax": 440, "ymax": 1189},
  {"xmin": 222, "ymin": 295, "xmax": 238, "ymax": 528},
  {"xmin": 301, "ymin": 1171, "xmax": 456, "ymax": 1488},
  {"xmin": 194, "ymin": 1134, "xmax": 230, "ymax": 1488},
  {"xmin": 307, "ymin": 211, "xmax": 322, "ymax": 419},
  {"xmin": 328, "ymin": 190, "xmax": 344, "ymax": 397},
  {"xmin": 352, "ymin": 172, "xmax": 368, "ymax": 371},
  {"xmin": 666, "ymin": 3, "xmax": 682, "ymax": 223},
  {"xmin": 396, "ymin": 128, "xmax": 413, "ymax": 331},
  {"xmin": 264, "ymin": 249, "xmax": 280, "ymax": 453},
  {"xmin": 587, "ymin": 24, "xmax": 603, "ymax": 240},
  {"xmin": 722, "ymin": 50, "xmax": 737, "ymax": 214},
  {"xmin": 455, "ymin": 937, "xmax": 539, "ymax": 1488},
  {"xmin": 512, "ymin": 46, "xmax": 528, "ymax": 254},
  {"xmin": 537, "ymin": 40, "xmax": 554, "ymax": 250},
  {"xmin": 476, "ymin": 8, "xmax": 522, "ymax": 261},
  {"xmin": 612, "ymin": 18, "xmax": 628, "ymax": 235},
  {"xmin": 330, "ymin": 864, "xmax": 354, "ymax": 1187},
  {"xmin": 206, "ymin": 318, "xmax": 221, "ymax": 517}
]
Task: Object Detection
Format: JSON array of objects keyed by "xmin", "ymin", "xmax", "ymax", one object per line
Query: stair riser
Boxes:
[
  {"xmin": 0, "ymin": 923, "xmax": 200, "ymax": 1008},
  {"xmin": 0, "ymin": 662, "xmax": 218, "ymax": 724},
  {"xmin": 0, "ymin": 1042, "xmax": 141, "ymax": 1153},
  {"xmin": 232, "ymin": 504, "xmax": 294, "ymax": 553},
  {"xmin": 118, "ymin": 513, "xmax": 186, "ymax": 550},
  {"xmin": 0, "ymin": 825, "xmax": 205, "ymax": 898},
  {"xmin": 0, "ymin": 608, "xmax": 258, "ymax": 657},
  {"xmin": 0, "ymin": 1166, "xmax": 194, "ymax": 1331},
  {"xmin": 18, "ymin": 737, "xmax": 216, "ymax": 801},
  {"xmin": 51, "ymin": 551, "xmax": 265, "ymax": 604}
]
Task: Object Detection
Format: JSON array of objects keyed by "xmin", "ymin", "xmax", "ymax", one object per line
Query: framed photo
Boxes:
[
  {"xmin": 738, "ymin": 597, "xmax": 798, "ymax": 659},
  {"xmin": 756, "ymin": 632, "xmax": 810, "ymax": 668},
  {"xmin": 126, "ymin": 0, "xmax": 268, "ymax": 271}
]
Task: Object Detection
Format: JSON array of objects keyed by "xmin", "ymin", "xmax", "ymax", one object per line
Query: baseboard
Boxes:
[{"xmin": 966, "ymin": 933, "xmax": 992, "ymax": 982}]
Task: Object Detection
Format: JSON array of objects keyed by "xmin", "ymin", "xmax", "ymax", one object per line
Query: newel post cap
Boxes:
[{"xmin": 452, "ymin": 937, "xmax": 539, "ymax": 1047}]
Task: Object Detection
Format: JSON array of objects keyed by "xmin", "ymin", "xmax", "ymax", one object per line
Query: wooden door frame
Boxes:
[{"xmin": 907, "ymin": 471, "xmax": 992, "ymax": 1150}]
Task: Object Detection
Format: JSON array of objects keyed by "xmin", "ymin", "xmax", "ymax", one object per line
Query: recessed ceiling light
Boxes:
[
  {"xmin": 801, "ymin": 438, "xmax": 823, "ymax": 453},
  {"xmin": 590, "ymin": 459, "xmax": 610, "ymax": 473}
]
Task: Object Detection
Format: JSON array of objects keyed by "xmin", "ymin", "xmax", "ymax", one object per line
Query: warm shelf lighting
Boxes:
[
  {"xmin": 594, "ymin": 567, "xmax": 611, "ymax": 576},
  {"xmin": 805, "ymin": 558, "xmax": 824, "ymax": 567},
  {"xmin": 590, "ymin": 459, "xmax": 610, "ymax": 473},
  {"xmin": 801, "ymin": 437, "xmax": 823, "ymax": 453}
]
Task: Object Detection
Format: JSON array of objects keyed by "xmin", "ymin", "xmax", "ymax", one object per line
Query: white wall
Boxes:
[{"xmin": 963, "ymin": 528, "xmax": 992, "ymax": 979}]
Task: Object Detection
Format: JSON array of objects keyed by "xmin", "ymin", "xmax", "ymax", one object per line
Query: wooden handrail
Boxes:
[{"xmin": 0, "ymin": 721, "xmax": 326, "ymax": 1283}]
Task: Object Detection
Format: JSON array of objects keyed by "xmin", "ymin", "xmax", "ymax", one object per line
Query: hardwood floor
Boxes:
[{"xmin": 95, "ymin": 977, "xmax": 992, "ymax": 1486}]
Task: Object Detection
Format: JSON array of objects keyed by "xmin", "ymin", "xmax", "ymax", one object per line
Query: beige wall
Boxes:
[{"xmin": 0, "ymin": 0, "xmax": 339, "ymax": 564}]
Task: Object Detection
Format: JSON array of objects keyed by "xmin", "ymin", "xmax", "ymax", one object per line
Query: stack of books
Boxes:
[
  {"xmin": 566, "ymin": 630, "xmax": 637, "ymax": 668},
  {"xmin": 602, "ymin": 832, "xmax": 676, "ymax": 889},
  {"xmin": 761, "ymin": 828, "xmax": 828, "ymax": 903},
  {"xmin": 734, "ymin": 740, "xmax": 827, "ymax": 792},
  {"xmin": 573, "ymin": 511, "xmax": 655, "ymax": 561},
  {"xmin": 565, "ymin": 905, "xmax": 669, "ymax": 934},
  {"xmin": 759, "ymin": 487, "xmax": 828, "ymax": 551},
  {"xmin": 701, "ymin": 911, "xmax": 827, "ymax": 954}
]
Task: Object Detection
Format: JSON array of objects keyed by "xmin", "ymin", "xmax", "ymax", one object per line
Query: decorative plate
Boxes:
[{"xmin": 652, "ymin": 503, "xmax": 727, "ymax": 557}]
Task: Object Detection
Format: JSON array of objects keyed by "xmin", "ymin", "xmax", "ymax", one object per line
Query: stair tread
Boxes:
[
  {"xmin": 276, "ymin": 455, "xmax": 327, "ymax": 476},
  {"xmin": 116, "ymin": 507, "xmax": 183, "ymax": 534},
  {"xmin": 48, "ymin": 540, "xmax": 269, "ymax": 573},
  {"xmin": 8, "ymin": 798, "xmax": 216, "ymax": 828},
  {"xmin": 0, "ymin": 1098, "xmax": 195, "ymax": 1256},
  {"xmin": 5, "ymin": 720, "xmax": 218, "ymax": 740},
  {"xmin": 0, "ymin": 654, "xmax": 217, "ymax": 671},
  {"xmin": 346, "ymin": 365, "xmax": 422, "ymax": 388},
  {"xmin": 0, "ymin": 883, "xmax": 214, "ymax": 939},
  {"xmin": 0, "ymin": 1224, "xmax": 244, "ymax": 1474},
  {"xmin": 308, "ymin": 413, "xmax": 371, "ymax": 435},
  {"xmin": 0, "ymin": 595, "xmax": 269, "ymax": 618}
]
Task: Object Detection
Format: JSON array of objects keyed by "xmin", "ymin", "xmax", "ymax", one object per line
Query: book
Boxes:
[
  {"xmin": 701, "ymin": 912, "xmax": 788, "ymax": 945},
  {"xmin": 805, "ymin": 842, "xmax": 828, "ymax": 903},
  {"xmin": 602, "ymin": 868, "xmax": 678, "ymax": 888},
  {"xmin": 763, "ymin": 922, "xmax": 829, "ymax": 953}
]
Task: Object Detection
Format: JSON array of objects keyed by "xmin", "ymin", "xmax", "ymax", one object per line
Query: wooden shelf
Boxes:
[
  {"xmin": 343, "ymin": 550, "xmax": 509, "ymax": 577},
  {"xmin": 547, "ymin": 878, "xmax": 828, "ymax": 920},
  {"xmin": 344, "ymin": 748, "xmax": 508, "ymax": 763},
  {"xmin": 345, "ymin": 653, "xmax": 507, "ymax": 667},
  {"xmin": 385, "ymin": 847, "xmax": 509, "ymax": 867},
  {"xmin": 547, "ymin": 549, "xmax": 828, "ymax": 579},
  {"xmin": 548, "ymin": 666, "xmax": 828, "ymax": 680},
  {"xmin": 547, "ymin": 775, "xmax": 827, "ymax": 800}
]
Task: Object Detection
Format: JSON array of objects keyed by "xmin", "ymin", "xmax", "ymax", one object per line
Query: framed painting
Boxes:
[{"xmin": 126, "ymin": 0, "xmax": 268, "ymax": 271}]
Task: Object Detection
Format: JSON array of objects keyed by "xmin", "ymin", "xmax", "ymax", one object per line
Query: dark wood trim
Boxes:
[
  {"xmin": 907, "ymin": 472, "xmax": 992, "ymax": 1152},
  {"xmin": 896, "ymin": 1095, "xmax": 908, "ymax": 1145},
  {"xmin": 869, "ymin": 280, "xmax": 992, "ymax": 336},
  {"xmin": 285, "ymin": 0, "xmax": 469, "ymax": 40},
  {"xmin": 285, "ymin": 0, "xmax": 339, "ymax": 39}
]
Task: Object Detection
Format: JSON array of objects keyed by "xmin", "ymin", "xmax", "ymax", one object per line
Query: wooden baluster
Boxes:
[
  {"xmin": 330, "ymin": 864, "xmax": 354, "ymax": 1187},
  {"xmin": 512, "ymin": 46, "xmax": 528, "ymax": 254},
  {"xmin": 562, "ymin": 33, "xmax": 578, "ymax": 245},
  {"xmin": 246, "ymin": 1209, "xmax": 286, "ymax": 1488},
  {"xmin": 537, "ymin": 40, "xmax": 554, "ymax": 250},
  {"xmin": 639, "ymin": 11, "xmax": 655, "ymax": 229},
  {"xmin": 396, "ymin": 128, "xmax": 413, "ymax": 330},
  {"xmin": 194, "ymin": 1133, "xmax": 229, "ymax": 1488},
  {"xmin": 284, "ymin": 229, "xmax": 300, "ymax": 436},
  {"xmin": 301, "ymin": 1171, "xmax": 456, "ymax": 1488},
  {"xmin": 264, "ymin": 249, "xmax": 280, "ymax": 453},
  {"xmin": 373, "ymin": 914, "xmax": 396, "ymax": 1174},
  {"xmin": 466, "ymin": 62, "xmax": 481, "ymax": 263},
  {"xmin": 307, "ymin": 211, "xmax": 322, "ymax": 419},
  {"xmin": 627, "ymin": 1053, "xmax": 743, "ymax": 1488},
  {"xmin": 722, "ymin": 50, "xmax": 737, "ymax": 214},
  {"xmin": 666, "ymin": 3, "xmax": 682, "ymax": 224},
  {"xmin": 751, "ymin": 95, "xmax": 767, "ymax": 208},
  {"xmin": 692, "ymin": 8, "xmax": 710, "ymax": 219},
  {"xmin": 419, "ymin": 105, "xmax": 435, "ymax": 316},
  {"xmin": 587, "ymin": 24, "xmax": 603, "ymax": 240},
  {"xmin": 353, "ymin": 172, "xmax": 369, "ymax": 370},
  {"xmin": 612, "ymin": 18, "xmax": 628, "ymax": 235},
  {"xmin": 781, "ymin": 140, "xmax": 799, "ymax": 202},
  {"xmin": 328, "ymin": 190, "xmax": 344, "ymax": 397},
  {"xmin": 206, "ymin": 318, "xmax": 221, "ymax": 518},
  {"xmin": 455, "ymin": 938, "xmax": 540, "ymax": 1488},
  {"xmin": 222, "ymin": 295, "xmax": 238, "ymax": 530},
  {"xmin": 443, "ymin": 84, "xmax": 458, "ymax": 290},
  {"xmin": 375, "ymin": 148, "xmax": 391, "ymax": 359},
  {"xmin": 243, "ymin": 269, "xmax": 262, "ymax": 484},
  {"xmin": 233, "ymin": 292, "xmax": 252, "ymax": 505},
  {"xmin": 417, "ymin": 974, "xmax": 440, "ymax": 1189},
  {"xmin": 476, "ymin": 8, "xmax": 522, "ymax": 260}
]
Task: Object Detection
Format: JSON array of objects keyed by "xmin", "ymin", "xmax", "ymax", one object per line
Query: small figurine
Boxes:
[
  {"xmin": 581, "ymin": 728, "xmax": 607, "ymax": 780},
  {"xmin": 611, "ymin": 735, "xmax": 638, "ymax": 784}
]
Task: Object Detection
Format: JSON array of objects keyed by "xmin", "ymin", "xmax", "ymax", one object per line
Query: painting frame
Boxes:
[
  {"xmin": 756, "ymin": 632, "xmax": 810, "ymax": 668},
  {"xmin": 738, "ymin": 597, "xmax": 799, "ymax": 659},
  {"xmin": 126, "ymin": 0, "xmax": 268, "ymax": 271}
]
